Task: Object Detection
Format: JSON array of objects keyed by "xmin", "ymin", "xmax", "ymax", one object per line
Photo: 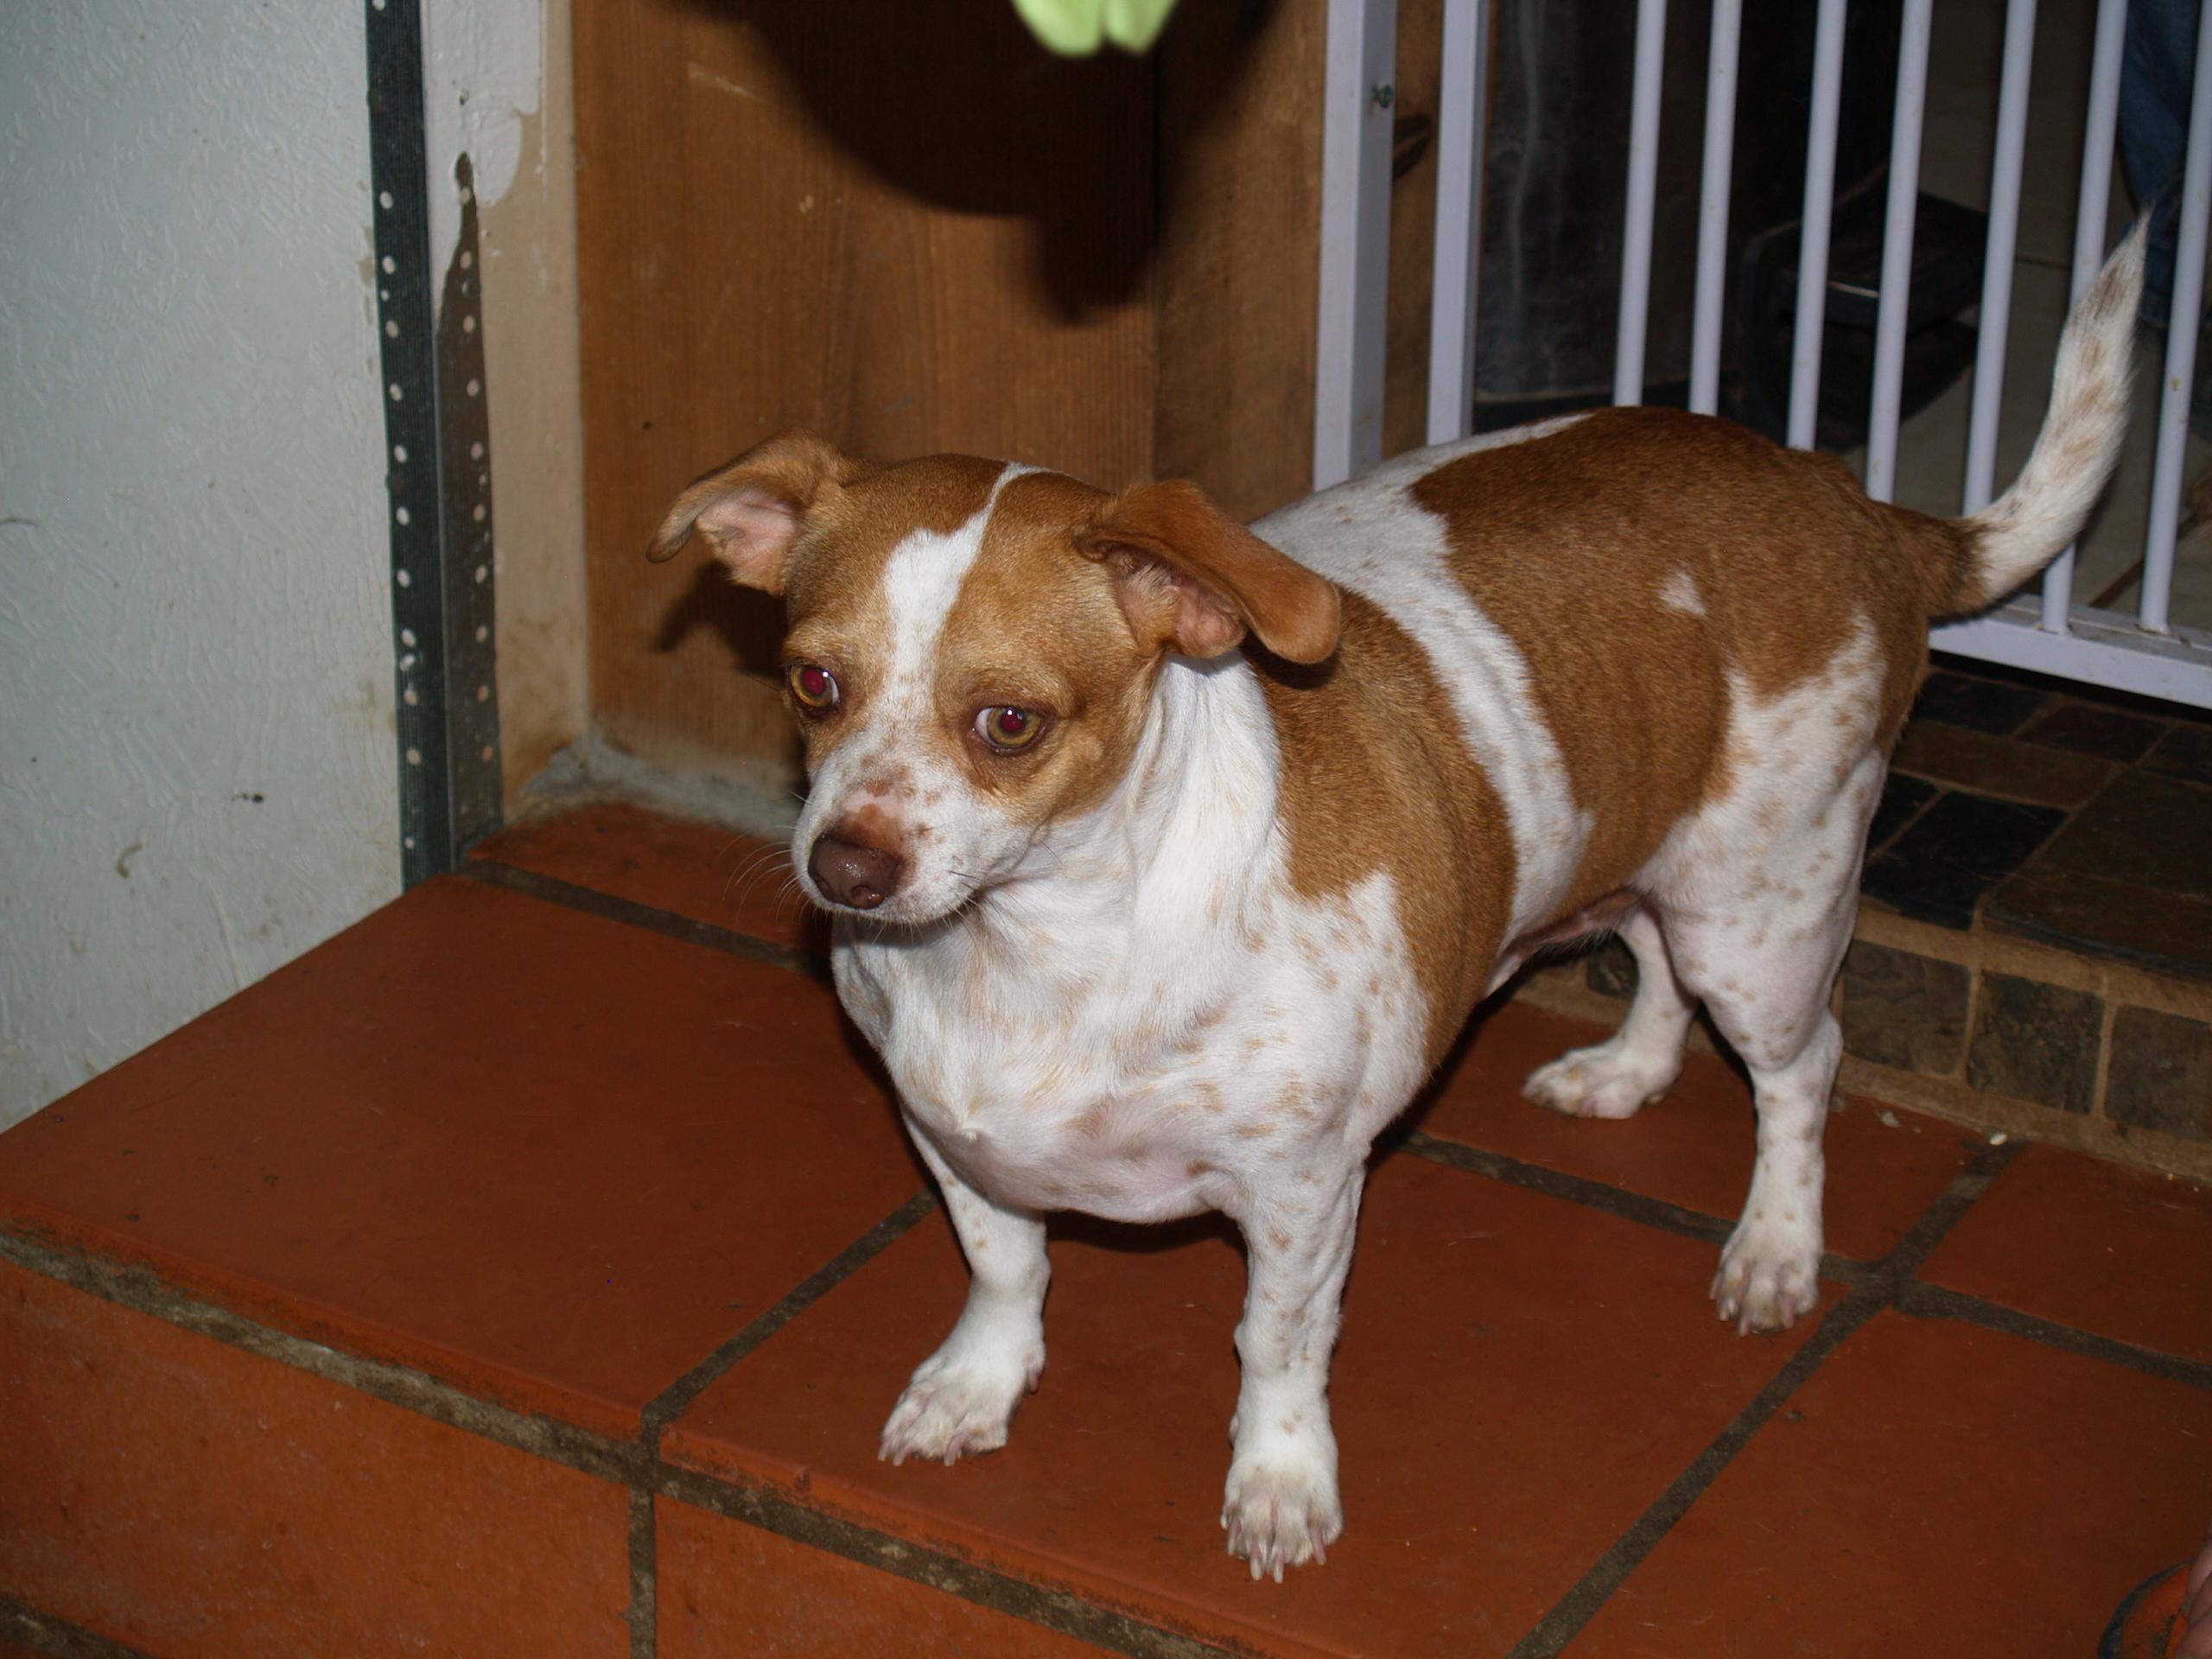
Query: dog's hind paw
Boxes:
[
  {"xmin": 1222, "ymin": 1459, "xmax": 1343, "ymax": 1583},
  {"xmin": 1522, "ymin": 1039, "xmax": 1679, "ymax": 1122}
]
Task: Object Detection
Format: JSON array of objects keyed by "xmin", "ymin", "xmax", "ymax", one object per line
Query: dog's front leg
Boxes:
[
  {"xmin": 1223, "ymin": 1167, "xmax": 1363, "ymax": 1580},
  {"xmin": 880, "ymin": 1118, "xmax": 1049, "ymax": 1466}
]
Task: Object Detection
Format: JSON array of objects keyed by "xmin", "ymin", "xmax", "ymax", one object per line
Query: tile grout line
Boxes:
[
  {"xmin": 1499, "ymin": 1139, "xmax": 2022, "ymax": 1659},
  {"xmin": 0, "ymin": 1594, "xmax": 162, "ymax": 1659},
  {"xmin": 1876, "ymin": 1137, "xmax": 2022, "ymax": 1281},
  {"xmin": 458, "ymin": 858, "xmax": 829, "ymax": 979},
  {"xmin": 1503, "ymin": 1286, "xmax": 1891, "ymax": 1659},
  {"xmin": 1392, "ymin": 1128, "xmax": 1884, "ymax": 1289},
  {"xmin": 1868, "ymin": 771, "xmax": 1943, "ymax": 854},
  {"xmin": 0, "ymin": 1224, "xmax": 648, "ymax": 1485},
  {"xmin": 1391, "ymin": 1128, "xmax": 1734, "ymax": 1249},
  {"xmin": 0, "ymin": 1215, "xmax": 1237, "ymax": 1659},
  {"xmin": 626, "ymin": 1487, "xmax": 657, "ymax": 1659},
  {"xmin": 1897, "ymin": 1280, "xmax": 2212, "ymax": 1390},
  {"xmin": 649, "ymin": 1465, "xmax": 1241, "ymax": 1659},
  {"xmin": 639, "ymin": 1189, "xmax": 939, "ymax": 1449}
]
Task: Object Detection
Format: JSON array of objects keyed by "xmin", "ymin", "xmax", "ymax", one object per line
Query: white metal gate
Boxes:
[{"xmin": 1316, "ymin": 0, "xmax": 2212, "ymax": 709}]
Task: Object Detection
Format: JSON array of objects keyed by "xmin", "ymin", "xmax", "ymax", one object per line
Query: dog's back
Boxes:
[{"xmin": 1252, "ymin": 227, "xmax": 2144, "ymax": 1056}]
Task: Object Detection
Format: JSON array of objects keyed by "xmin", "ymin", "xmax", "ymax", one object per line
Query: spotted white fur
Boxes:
[
  {"xmin": 1255, "ymin": 418, "xmax": 1596, "ymax": 935},
  {"xmin": 1632, "ymin": 622, "xmax": 1891, "ymax": 1328},
  {"xmin": 1522, "ymin": 905, "xmax": 1694, "ymax": 1120}
]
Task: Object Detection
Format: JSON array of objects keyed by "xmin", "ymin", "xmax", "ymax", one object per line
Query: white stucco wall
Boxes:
[{"xmin": 0, "ymin": 3, "xmax": 403, "ymax": 1125}]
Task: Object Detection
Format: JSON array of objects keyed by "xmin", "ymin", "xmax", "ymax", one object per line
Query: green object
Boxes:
[{"xmin": 1012, "ymin": 0, "xmax": 1182, "ymax": 55}]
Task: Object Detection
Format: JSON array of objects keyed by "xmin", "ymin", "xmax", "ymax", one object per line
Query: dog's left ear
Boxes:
[
  {"xmin": 646, "ymin": 429, "xmax": 870, "ymax": 594},
  {"xmin": 1075, "ymin": 480, "xmax": 1341, "ymax": 664}
]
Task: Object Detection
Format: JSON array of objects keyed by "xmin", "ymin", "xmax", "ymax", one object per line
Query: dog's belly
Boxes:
[
  {"xmin": 874, "ymin": 1006, "xmax": 1370, "ymax": 1225},
  {"xmin": 924, "ymin": 1116, "xmax": 1225, "ymax": 1224},
  {"xmin": 834, "ymin": 871, "xmax": 1432, "ymax": 1225}
]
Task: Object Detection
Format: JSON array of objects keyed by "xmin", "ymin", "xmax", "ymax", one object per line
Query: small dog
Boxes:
[{"xmin": 650, "ymin": 231, "xmax": 2141, "ymax": 1580}]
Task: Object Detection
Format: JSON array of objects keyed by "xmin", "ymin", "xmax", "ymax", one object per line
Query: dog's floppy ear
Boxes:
[
  {"xmin": 1074, "ymin": 480, "xmax": 1341, "ymax": 664},
  {"xmin": 646, "ymin": 429, "xmax": 869, "ymax": 594}
]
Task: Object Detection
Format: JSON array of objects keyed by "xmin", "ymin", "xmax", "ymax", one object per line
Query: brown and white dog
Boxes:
[{"xmin": 649, "ymin": 231, "xmax": 2142, "ymax": 1580}]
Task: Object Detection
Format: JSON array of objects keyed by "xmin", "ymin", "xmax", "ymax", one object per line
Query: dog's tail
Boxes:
[{"xmin": 1913, "ymin": 220, "xmax": 2146, "ymax": 620}]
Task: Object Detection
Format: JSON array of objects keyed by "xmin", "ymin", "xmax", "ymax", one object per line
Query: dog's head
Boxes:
[{"xmin": 650, "ymin": 430, "xmax": 1340, "ymax": 925}]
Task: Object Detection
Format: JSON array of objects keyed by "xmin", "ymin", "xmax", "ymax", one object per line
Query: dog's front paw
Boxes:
[
  {"xmin": 1221, "ymin": 1456, "xmax": 1343, "ymax": 1582},
  {"xmin": 879, "ymin": 1331, "xmax": 1043, "ymax": 1467},
  {"xmin": 1710, "ymin": 1213, "xmax": 1821, "ymax": 1334}
]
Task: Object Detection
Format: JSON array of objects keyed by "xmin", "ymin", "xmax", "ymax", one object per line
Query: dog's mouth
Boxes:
[
  {"xmin": 804, "ymin": 890, "xmax": 986, "ymax": 944},
  {"xmin": 793, "ymin": 849, "xmax": 993, "ymax": 931}
]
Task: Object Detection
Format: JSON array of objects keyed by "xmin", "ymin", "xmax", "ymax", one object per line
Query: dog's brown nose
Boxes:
[{"xmin": 808, "ymin": 834, "xmax": 905, "ymax": 911}]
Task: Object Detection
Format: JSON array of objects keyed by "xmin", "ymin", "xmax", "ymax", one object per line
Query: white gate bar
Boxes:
[
  {"xmin": 1314, "ymin": 0, "xmax": 1398, "ymax": 491},
  {"xmin": 1689, "ymin": 0, "xmax": 1744, "ymax": 415},
  {"xmin": 1613, "ymin": 0, "xmax": 1669, "ymax": 406},
  {"xmin": 2139, "ymin": 0, "xmax": 2212, "ymax": 635},
  {"xmin": 1427, "ymin": 0, "xmax": 1491, "ymax": 446},
  {"xmin": 1787, "ymin": 0, "xmax": 1850, "ymax": 448},
  {"xmin": 1937, "ymin": 607, "xmax": 2212, "ymax": 707},
  {"xmin": 1865, "ymin": 0, "xmax": 1936, "ymax": 503},
  {"xmin": 1961, "ymin": 0, "xmax": 2038, "ymax": 515},
  {"xmin": 2038, "ymin": 0, "xmax": 2129, "ymax": 632}
]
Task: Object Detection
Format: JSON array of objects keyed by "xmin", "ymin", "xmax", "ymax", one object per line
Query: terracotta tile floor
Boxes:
[{"xmin": 1, "ymin": 800, "xmax": 2207, "ymax": 1658}]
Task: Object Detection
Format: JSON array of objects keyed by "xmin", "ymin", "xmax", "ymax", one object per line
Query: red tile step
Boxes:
[
  {"xmin": 0, "ymin": 802, "xmax": 2205, "ymax": 1658},
  {"xmin": 0, "ymin": 874, "xmax": 918, "ymax": 1441}
]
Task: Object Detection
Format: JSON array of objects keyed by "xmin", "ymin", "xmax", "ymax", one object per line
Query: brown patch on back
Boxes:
[
  {"xmin": 1409, "ymin": 408, "xmax": 1932, "ymax": 903},
  {"xmin": 1258, "ymin": 593, "xmax": 1514, "ymax": 1064},
  {"xmin": 1891, "ymin": 507, "xmax": 1984, "ymax": 619}
]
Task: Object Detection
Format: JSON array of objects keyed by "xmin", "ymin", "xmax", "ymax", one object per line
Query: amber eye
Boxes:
[
  {"xmin": 975, "ymin": 705, "xmax": 1045, "ymax": 753},
  {"xmin": 787, "ymin": 662, "xmax": 838, "ymax": 712}
]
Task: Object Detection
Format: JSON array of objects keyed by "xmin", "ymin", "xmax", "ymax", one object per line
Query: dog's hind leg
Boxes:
[
  {"xmin": 1521, "ymin": 904, "xmax": 1696, "ymax": 1120},
  {"xmin": 1661, "ymin": 747, "xmax": 1886, "ymax": 1334},
  {"xmin": 880, "ymin": 1119, "xmax": 1050, "ymax": 1466}
]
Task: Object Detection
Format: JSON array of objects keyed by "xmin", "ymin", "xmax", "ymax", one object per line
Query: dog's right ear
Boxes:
[{"xmin": 646, "ymin": 430, "xmax": 868, "ymax": 594}]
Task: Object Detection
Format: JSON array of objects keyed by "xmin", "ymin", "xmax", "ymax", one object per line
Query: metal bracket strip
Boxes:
[{"xmin": 364, "ymin": 0, "xmax": 501, "ymax": 885}]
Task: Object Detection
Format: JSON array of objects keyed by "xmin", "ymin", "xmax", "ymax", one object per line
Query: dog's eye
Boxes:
[
  {"xmin": 787, "ymin": 663, "xmax": 838, "ymax": 712},
  {"xmin": 975, "ymin": 706, "xmax": 1045, "ymax": 753}
]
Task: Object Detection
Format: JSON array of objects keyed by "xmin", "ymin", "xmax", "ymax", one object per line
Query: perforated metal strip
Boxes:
[{"xmin": 364, "ymin": 0, "xmax": 501, "ymax": 885}]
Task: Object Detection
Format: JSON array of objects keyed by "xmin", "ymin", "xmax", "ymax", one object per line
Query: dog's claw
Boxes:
[
  {"xmin": 1221, "ymin": 1461, "xmax": 1342, "ymax": 1582},
  {"xmin": 1711, "ymin": 1222, "xmax": 1821, "ymax": 1336}
]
